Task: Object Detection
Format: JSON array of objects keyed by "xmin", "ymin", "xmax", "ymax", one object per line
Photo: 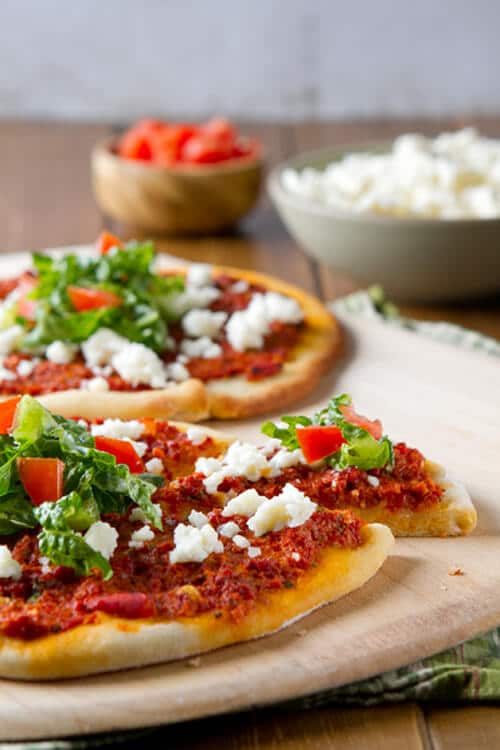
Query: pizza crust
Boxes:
[
  {"xmin": 344, "ymin": 461, "xmax": 477, "ymax": 537},
  {"xmin": 0, "ymin": 523, "xmax": 393, "ymax": 680},
  {"xmin": 30, "ymin": 379, "xmax": 210, "ymax": 422}
]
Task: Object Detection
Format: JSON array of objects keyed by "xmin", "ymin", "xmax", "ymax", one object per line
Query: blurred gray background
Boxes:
[{"xmin": 1, "ymin": 0, "xmax": 498, "ymax": 122}]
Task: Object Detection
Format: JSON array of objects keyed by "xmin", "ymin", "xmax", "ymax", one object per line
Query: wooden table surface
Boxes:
[{"xmin": 0, "ymin": 118, "xmax": 498, "ymax": 748}]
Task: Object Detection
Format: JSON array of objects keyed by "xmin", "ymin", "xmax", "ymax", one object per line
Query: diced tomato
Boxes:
[
  {"xmin": 150, "ymin": 125, "xmax": 197, "ymax": 166},
  {"xmin": 201, "ymin": 117, "xmax": 237, "ymax": 144},
  {"xmin": 296, "ymin": 425, "xmax": 345, "ymax": 463},
  {"xmin": 118, "ymin": 131, "xmax": 153, "ymax": 161},
  {"xmin": 86, "ymin": 592, "xmax": 153, "ymax": 619},
  {"xmin": 16, "ymin": 276, "xmax": 38, "ymax": 320},
  {"xmin": 180, "ymin": 134, "xmax": 232, "ymax": 164},
  {"xmin": 0, "ymin": 396, "xmax": 21, "ymax": 434},
  {"xmin": 339, "ymin": 403, "xmax": 383, "ymax": 440},
  {"xmin": 94, "ymin": 437, "xmax": 144, "ymax": 473},
  {"xmin": 18, "ymin": 457, "xmax": 64, "ymax": 506},
  {"xmin": 96, "ymin": 231, "xmax": 123, "ymax": 255},
  {"xmin": 68, "ymin": 286, "xmax": 122, "ymax": 312}
]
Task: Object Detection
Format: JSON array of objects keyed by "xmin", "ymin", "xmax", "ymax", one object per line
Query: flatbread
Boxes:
[
  {"xmin": 0, "ymin": 265, "xmax": 341, "ymax": 422},
  {"xmin": 0, "ymin": 523, "xmax": 393, "ymax": 680}
]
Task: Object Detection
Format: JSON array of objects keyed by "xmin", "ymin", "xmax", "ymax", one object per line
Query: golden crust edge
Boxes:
[
  {"xmin": 0, "ymin": 523, "xmax": 393, "ymax": 680},
  {"xmin": 349, "ymin": 461, "xmax": 477, "ymax": 537},
  {"xmin": 3, "ymin": 379, "xmax": 210, "ymax": 422}
]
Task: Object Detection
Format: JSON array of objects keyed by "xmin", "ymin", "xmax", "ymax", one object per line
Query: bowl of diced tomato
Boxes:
[{"xmin": 92, "ymin": 117, "xmax": 263, "ymax": 235}]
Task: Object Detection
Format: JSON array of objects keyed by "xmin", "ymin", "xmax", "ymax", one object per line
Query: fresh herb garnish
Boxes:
[
  {"xmin": 0, "ymin": 396, "xmax": 162, "ymax": 580},
  {"xmin": 262, "ymin": 394, "xmax": 393, "ymax": 471},
  {"xmin": 19, "ymin": 241, "xmax": 183, "ymax": 352}
]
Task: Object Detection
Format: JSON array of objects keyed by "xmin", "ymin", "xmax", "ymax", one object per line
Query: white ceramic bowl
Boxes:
[{"xmin": 268, "ymin": 144, "xmax": 500, "ymax": 302}]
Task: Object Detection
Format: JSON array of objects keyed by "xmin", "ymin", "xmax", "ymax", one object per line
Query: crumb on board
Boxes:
[
  {"xmin": 186, "ymin": 657, "xmax": 201, "ymax": 668},
  {"xmin": 448, "ymin": 567, "xmax": 465, "ymax": 576},
  {"xmin": 440, "ymin": 584, "xmax": 448, "ymax": 591},
  {"xmin": 297, "ymin": 629, "xmax": 308, "ymax": 637}
]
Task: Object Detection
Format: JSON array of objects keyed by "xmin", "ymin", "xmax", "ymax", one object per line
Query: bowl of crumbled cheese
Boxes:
[{"xmin": 268, "ymin": 128, "xmax": 500, "ymax": 301}]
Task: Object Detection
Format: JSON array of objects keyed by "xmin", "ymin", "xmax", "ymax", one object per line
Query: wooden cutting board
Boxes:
[{"xmin": 0, "ymin": 253, "xmax": 499, "ymax": 741}]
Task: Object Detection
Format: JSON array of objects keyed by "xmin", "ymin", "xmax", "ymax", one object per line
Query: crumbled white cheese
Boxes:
[
  {"xmin": 0, "ymin": 545, "xmax": 22, "ymax": 580},
  {"xmin": 247, "ymin": 484, "xmax": 317, "ymax": 537},
  {"xmin": 16, "ymin": 359, "xmax": 37, "ymax": 377},
  {"xmin": 130, "ymin": 440, "xmax": 147, "ymax": 457},
  {"xmin": 145, "ymin": 457, "xmax": 163, "ymax": 474},
  {"xmin": 168, "ymin": 287, "xmax": 220, "ymax": 317},
  {"xmin": 367, "ymin": 475, "xmax": 380, "ymax": 488},
  {"xmin": 188, "ymin": 510, "xmax": 209, "ymax": 529},
  {"xmin": 232, "ymin": 534, "xmax": 250, "ymax": 549},
  {"xmin": 39, "ymin": 555, "xmax": 52, "ymax": 575},
  {"xmin": 282, "ymin": 128, "xmax": 500, "ymax": 219},
  {"xmin": 180, "ymin": 336, "xmax": 222, "ymax": 359},
  {"xmin": 198, "ymin": 440, "xmax": 272, "ymax": 495},
  {"xmin": 81, "ymin": 328, "xmax": 127, "ymax": 368},
  {"xmin": 130, "ymin": 507, "xmax": 147, "ymax": 523},
  {"xmin": 112, "ymin": 342, "xmax": 169, "ymax": 388},
  {"xmin": 222, "ymin": 488, "xmax": 266, "ymax": 518},
  {"xmin": 92, "ymin": 365, "xmax": 113, "ymax": 377},
  {"xmin": 84, "ymin": 521, "xmax": 118, "ymax": 560},
  {"xmin": 187, "ymin": 263, "xmax": 213, "ymax": 288},
  {"xmin": 248, "ymin": 546, "xmax": 261, "ymax": 558},
  {"xmin": 0, "ymin": 325, "xmax": 23, "ymax": 356},
  {"xmin": 186, "ymin": 426, "xmax": 208, "ymax": 446},
  {"xmin": 46, "ymin": 340, "xmax": 77, "ymax": 364},
  {"xmin": 91, "ymin": 419, "xmax": 144, "ymax": 441},
  {"xmin": 226, "ymin": 292, "xmax": 303, "ymax": 352},
  {"xmin": 128, "ymin": 524, "xmax": 155, "ymax": 549},
  {"xmin": 82, "ymin": 376, "xmax": 110, "ymax": 392},
  {"xmin": 182, "ymin": 309, "xmax": 227, "ymax": 339},
  {"xmin": 260, "ymin": 438, "xmax": 283, "ymax": 457},
  {"xmin": 269, "ymin": 448, "xmax": 304, "ymax": 476},
  {"xmin": 223, "ymin": 441, "xmax": 270, "ymax": 482},
  {"xmin": 169, "ymin": 523, "xmax": 223, "ymax": 564},
  {"xmin": 230, "ymin": 280, "xmax": 249, "ymax": 294},
  {"xmin": 218, "ymin": 521, "xmax": 240, "ymax": 538},
  {"xmin": 165, "ymin": 361, "xmax": 189, "ymax": 382},
  {"xmin": 291, "ymin": 551, "xmax": 301, "ymax": 561}
]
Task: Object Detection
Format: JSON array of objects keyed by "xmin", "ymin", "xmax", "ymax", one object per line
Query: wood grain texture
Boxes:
[
  {"xmin": 153, "ymin": 704, "xmax": 426, "ymax": 750},
  {"xmin": 0, "ymin": 122, "xmax": 112, "ymax": 252},
  {"xmin": 427, "ymin": 706, "xmax": 500, "ymax": 749}
]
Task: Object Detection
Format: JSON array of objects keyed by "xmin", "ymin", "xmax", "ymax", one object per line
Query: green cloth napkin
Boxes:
[{"xmin": 3, "ymin": 289, "xmax": 499, "ymax": 748}]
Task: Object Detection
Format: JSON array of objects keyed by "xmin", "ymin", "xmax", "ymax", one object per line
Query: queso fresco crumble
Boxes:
[{"xmin": 282, "ymin": 128, "xmax": 500, "ymax": 219}]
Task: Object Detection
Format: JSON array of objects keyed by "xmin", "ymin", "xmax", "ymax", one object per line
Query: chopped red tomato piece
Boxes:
[
  {"xmin": 18, "ymin": 457, "xmax": 64, "ymax": 506},
  {"xmin": 0, "ymin": 396, "xmax": 21, "ymax": 434},
  {"xmin": 117, "ymin": 117, "xmax": 261, "ymax": 166},
  {"xmin": 96, "ymin": 231, "xmax": 123, "ymax": 255},
  {"xmin": 16, "ymin": 276, "xmax": 38, "ymax": 320},
  {"xmin": 87, "ymin": 592, "xmax": 153, "ymax": 619},
  {"xmin": 296, "ymin": 425, "xmax": 345, "ymax": 463},
  {"xmin": 94, "ymin": 436, "xmax": 144, "ymax": 473},
  {"xmin": 339, "ymin": 403, "xmax": 383, "ymax": 440},
  {"xmin": 68, "ymin": 286, "xmax": 122, "ymax": 312}
]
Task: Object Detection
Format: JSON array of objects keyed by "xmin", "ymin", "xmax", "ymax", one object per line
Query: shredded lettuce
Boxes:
[
  {"xmin": 262, "ymin": 394, "xmax": 393, "ymax": 471},
  {"xmin": 0, "ymin": 396, "xmax": 163, "ymax": 579},
  {"xmin": 19, "ymin": 241, "xmax": 184, "ymax": 352}
]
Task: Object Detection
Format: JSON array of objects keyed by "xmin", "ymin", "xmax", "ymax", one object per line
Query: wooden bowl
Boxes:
[{"xmin": 91, "ymin": 138, "xmax": 263, "ymax": 235}]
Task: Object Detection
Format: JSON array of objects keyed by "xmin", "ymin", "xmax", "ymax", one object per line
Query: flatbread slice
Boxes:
[
  {"xmin": 0, "ymin": 245, "xmax": 341, "ymax": 421},
  {"xmin": 0, "ymin": 523, "xmax": 392, "ymax": 680}
]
